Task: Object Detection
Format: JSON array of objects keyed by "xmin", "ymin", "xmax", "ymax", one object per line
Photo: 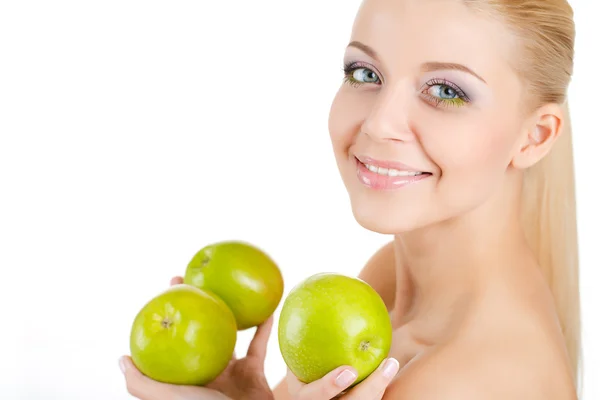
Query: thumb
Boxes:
[
  {"xmin": 170, "ymin": 276, "xmax": 184, "ymax": 286},
  {"xmin": 294, "ymin": 365, "xmax": 358, "ymax": 400},
  {"xmin": 119, "ymin": 356, "xmax": 166, "ymax": 400}
]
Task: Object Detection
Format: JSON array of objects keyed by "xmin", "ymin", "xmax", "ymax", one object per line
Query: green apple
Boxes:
[
  {"xmin": 278, "ymin": 273, "xmax": 392, "ymax": 386},
  {"xmin": 129, "ymin": 284, "xmax": 237, "ymax": 385},
  {"xmin": 184, "ymin": 240, "xmax": 284, "ymax": 330}
]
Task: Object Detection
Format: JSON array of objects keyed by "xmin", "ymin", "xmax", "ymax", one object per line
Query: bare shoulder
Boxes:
[
  {"xmin": 385, "ymin": 319, "xmax": 577, "ymax": 400},
  {"xmin": 357, "ymin": 240, "xmax": 397, "ymax": 310}
]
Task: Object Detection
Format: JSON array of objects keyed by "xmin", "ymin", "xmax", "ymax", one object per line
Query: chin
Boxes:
[{"xmin": 349, "ymin": 199, "xmax": 424, "ymax": 235}]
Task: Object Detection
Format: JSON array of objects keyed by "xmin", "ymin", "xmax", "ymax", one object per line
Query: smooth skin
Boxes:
[
  {"xmin": 313, "ymin": 0, "xmax": 575, "ymax": 398},
  {"xmin": 280, "ymin": 0, "xmax": 577, "ymax": 397},
  {"xmin": 121, "ymin": 0, "xmax": 578, "ymax": 398}
]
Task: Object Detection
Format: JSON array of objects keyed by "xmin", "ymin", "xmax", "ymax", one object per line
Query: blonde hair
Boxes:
[{"xmin": 463, "ymin": 0, "xmax": 581, "ymax": 391}]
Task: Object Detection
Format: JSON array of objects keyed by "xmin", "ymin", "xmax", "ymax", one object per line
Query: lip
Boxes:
[
  {"xmin": 354, "ymin": 156, "xmax": 431, "ymax": 190},
  {"xmin": 355, "ymin": 155, "xmax": 426, "ymax": 173}
]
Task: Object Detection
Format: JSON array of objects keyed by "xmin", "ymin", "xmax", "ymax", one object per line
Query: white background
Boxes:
[{"xmin": 0, "ymin": 1, "xmax": 598, "ymax": 399}]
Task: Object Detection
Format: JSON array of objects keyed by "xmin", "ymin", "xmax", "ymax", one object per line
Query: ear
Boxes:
[{"xmin": 511, "ymin": 103, "xmax": 564, "ymax": 169}]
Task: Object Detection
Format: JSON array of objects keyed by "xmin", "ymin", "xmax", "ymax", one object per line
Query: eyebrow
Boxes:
[{"xmin": 347, "ymin": 41, "xmax": 487, "ymax": 84}]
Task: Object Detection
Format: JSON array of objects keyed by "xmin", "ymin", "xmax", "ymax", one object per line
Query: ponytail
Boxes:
[{"xmin": 519, "ymin": 100, "xmax": 581, "ymax": 389}]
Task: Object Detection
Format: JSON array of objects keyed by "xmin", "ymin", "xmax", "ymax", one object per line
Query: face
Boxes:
[{"xmin": 328, "ymin": 0, "xmax": 528, "ymax": 234}]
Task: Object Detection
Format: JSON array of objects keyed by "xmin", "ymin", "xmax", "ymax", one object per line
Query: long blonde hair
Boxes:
[{"xmin": 464, "ymin": 0, "xmax": 581, "ymax": 390}]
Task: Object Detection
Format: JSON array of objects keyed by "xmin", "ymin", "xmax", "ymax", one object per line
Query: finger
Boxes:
[
  {"xmin": 119, "ymin": 356, "xmax": 170, "ymax": 400},
  {"xmin": 294, "ymin": 365, "xmax": 358, "ymax": 400},
  {"xmin": 343, "ymin": 358, "xmax": 399, "ymax": 399},
  {"xmin": 246, "ymin": 315, "xmax": 274, "ymax": 362},
  {"xmin": 285, "ymin": 367, "xmax": 305, "ymax": 395},
  {"xmin": 170, "ymin": 276, "xmax": 183, "ymax": 286}
]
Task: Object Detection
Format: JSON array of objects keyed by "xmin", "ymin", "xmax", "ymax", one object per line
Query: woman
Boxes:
[{"xmin": 119, "ymin": 0, "xmax": 581, "ymax": 398}]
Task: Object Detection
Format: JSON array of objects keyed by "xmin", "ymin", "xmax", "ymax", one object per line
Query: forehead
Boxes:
[{"xmin": 350, "ymin": 0, "xmax": 517, "ymax": 80}]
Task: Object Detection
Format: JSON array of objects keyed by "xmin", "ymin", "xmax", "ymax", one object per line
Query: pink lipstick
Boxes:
[{"xmin": 355, "ymin": 156, "xmax": 431, "ymax": 190}]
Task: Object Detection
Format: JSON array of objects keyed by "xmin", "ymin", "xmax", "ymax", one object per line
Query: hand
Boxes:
[
  {"xmin": 120, "ymin": 276, "xmax": 275, "ymax": 400},
  {"xmin": 285, "ymin": 357, "xmax": 400, "ymax": 400}
]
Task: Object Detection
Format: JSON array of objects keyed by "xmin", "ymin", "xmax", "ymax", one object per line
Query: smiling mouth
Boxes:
[{"xmin": 356, "ymin": 158, "xmax": 432, "ymax": 177}]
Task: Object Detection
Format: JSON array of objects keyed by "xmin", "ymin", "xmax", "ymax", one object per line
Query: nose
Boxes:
[{"xmin": 360, "ymin": 83, "xmax": 415, "ymax": 143}]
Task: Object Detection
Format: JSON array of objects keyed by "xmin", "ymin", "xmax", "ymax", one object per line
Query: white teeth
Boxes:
[{"xmin": 364, "ymin": 163, "xmax": 423, "ymax": 177}]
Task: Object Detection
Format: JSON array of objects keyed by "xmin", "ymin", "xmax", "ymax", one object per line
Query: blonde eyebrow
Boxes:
[
  {"xmin": 421, "ymin": 61, "xmax": 487, "ymax": 84},
  {"xmin": 347, "ymin": 41, "xmax": 380, "ymax": 61}
]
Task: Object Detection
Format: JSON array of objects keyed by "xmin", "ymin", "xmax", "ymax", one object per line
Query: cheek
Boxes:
[
  {"xmin": 328, "ymin": 88, "xmax": 370, "ymax": 149},
  {"xmin": 421, "ymin": 116, "xmax": 517, "ymax": 203}
]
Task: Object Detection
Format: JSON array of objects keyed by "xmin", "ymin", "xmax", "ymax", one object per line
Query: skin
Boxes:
[{"xmin": 120, "ymin": 0, "xmax": 578, "ymax": 398}]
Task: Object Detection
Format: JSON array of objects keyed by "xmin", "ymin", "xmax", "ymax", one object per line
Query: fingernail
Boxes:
[
  {"xmin": 335, "ymin": 369, "xmax": 357, "ymax": 387},
  {"xmin": 119, "ymin": 357, "xmax": 127, "ymax": 374},
  {"xmin": 382, "ymin": 358, "xmax": 399, "ymax": 378}
]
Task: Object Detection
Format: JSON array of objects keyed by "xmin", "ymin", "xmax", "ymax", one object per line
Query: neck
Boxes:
[{"xmin": 393, "ymin": 171, "xmax": 532, "ymax": 338}]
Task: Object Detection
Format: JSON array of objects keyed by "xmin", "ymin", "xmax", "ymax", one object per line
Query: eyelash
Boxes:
[{"xmin": 342, "ymin": 62, "xmax": 471, "ymax": 108}]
